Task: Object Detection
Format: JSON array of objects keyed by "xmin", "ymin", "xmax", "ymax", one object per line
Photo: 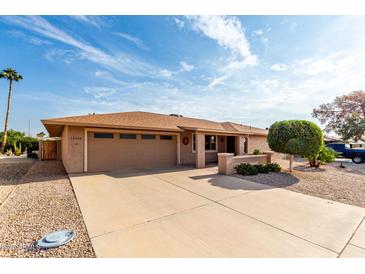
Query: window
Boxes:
[
  {"xmin": 205, "ymin": 135, "xmax": 217, "ymax": 151},
  {"xmin": 120, "ymin": 134, "xmax": 136, "ymax": 139},
  {"xmin": 94, "ymin": 133, "xmax": 113, "ymax": 139},
  {"xmin": 160, "ymin": 135, "xmax": 173, "ymax": 140},
  {"xmin": 193, "ymin": 134, "xmax": 196, "ymax": 151},
  {"xmin": 142, "ymin": 134, "xmax": 156, "ymax": 140},
  {"xmin": 192, "ymin": 134, "xmax": 217, "ymax": 152}
]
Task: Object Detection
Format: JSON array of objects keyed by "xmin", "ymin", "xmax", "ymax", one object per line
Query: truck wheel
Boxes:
[{"xmin": 352, "ymin": 156, "xmax": 363, "ymax": 164}]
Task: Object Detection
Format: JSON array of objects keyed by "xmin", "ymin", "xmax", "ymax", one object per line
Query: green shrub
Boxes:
[
  {"xmin": 255, "ymin": 164, "xmax": 270, "ymax": 173},
  {"xmin": 235, "ymin": 163, "xmax": 258, "ymax": 176},
  {"xmin": 317, "ymin": 145, "xmax": 337, "ymax": 164},
  {"xmin": 6, "ymin": 148, "xmax": 13, "ymax": 156},
  {"xmin": 253, "ymin": 149, "xmax": 262, "ymax": 155},
  {"xmin": 1, "ymin": 130, "xmax": 38, "ymax": 153},
  {"xmin": 235, "ymin": 162, "xmax": 283, "ymax": 175},
  {"xmin": 267, "ymin": 163, "xmax": 282, "ymax": 172},
  {"xmin": 268, "ymin": 120, "xmax": 323, "ymax": 167},
  {"xmin": 14, "ymin": 142, "xmax": 22, "ymax": 156}
]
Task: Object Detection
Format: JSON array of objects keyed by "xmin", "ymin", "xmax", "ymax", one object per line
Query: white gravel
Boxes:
[
  {"xmin": 0, "ymin": 160, "xmax": 95, "ymax": 257},
  {"xmin": 236, "ymin": 157, "xmax": 365, "ymax": 208}
]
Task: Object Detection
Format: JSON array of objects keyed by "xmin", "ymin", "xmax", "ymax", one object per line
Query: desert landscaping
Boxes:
[
  {"xmin": 0, "ymin": 158, "xmax": 95, "ymax": 257},
  {"xmin": 236, "ymin": 156, "xmax": 365, "ymax": 208}
]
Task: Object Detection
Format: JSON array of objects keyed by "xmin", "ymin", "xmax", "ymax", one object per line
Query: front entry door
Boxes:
[
  {"xmin": 43, "ymin": 141, "xmax": 57, "ymax": 160},
  {"xmin": 226, "ymin": 136, "xmax": 236, "ymax": 155}
]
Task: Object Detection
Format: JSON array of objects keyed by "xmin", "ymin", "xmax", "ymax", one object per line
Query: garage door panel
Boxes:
[
  {"xmin": 88, "ymin": 132, "xmax": 176, "ymax": 172},
  {"xmin": 88, "ymin": 134, "xmax": 122, "ymax": 171}
]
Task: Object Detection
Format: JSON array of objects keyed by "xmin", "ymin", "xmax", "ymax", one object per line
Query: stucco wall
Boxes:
[
  {"xmin": 179, "ymin": 130, "xmax": 223, "ymax": 165},
  {"xmin": 247, "ymin": 135, "xmax": 270, "ymax": 153},
  {"xmin": 61, "ymin": 126, "xmax": 69, "ymax": 171},
  {"xmin": 180, "ymin": 130, "xmax": 195, "ymax": 165},
  {"xmin": 61, "ymin": 126, "xmax": 84, "ymax": 173}
]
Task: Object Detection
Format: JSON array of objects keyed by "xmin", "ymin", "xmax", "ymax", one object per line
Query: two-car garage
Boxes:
[{"xmin": 87, "ymin": 131, "xmax": 178, "ymax": 172}]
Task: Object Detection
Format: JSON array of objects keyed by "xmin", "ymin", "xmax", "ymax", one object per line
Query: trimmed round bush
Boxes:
[{"xmin": 268, "ymin": 120, "xmax": 323, "ymax": 166}]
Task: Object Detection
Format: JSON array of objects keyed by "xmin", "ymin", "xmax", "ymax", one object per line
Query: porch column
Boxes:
[
  {"xmin": 244, "ymin": 135, "xmax": 249, "ymax": 154},
  {"xmin": 236, "ymin": 135, "xmax": 246, "ymax": 156},
  {"xmin": 177, "ymin": 133, "xmax": 181, "ymax": 165},
  {"xmin": 195, "ymin": 132, "xmax": 205, "ymax": 168},
  {"xmin": 84, "ymin": 128, "xmax": 88, "ymax": 172}
]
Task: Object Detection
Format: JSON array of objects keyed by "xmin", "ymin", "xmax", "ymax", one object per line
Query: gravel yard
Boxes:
[
  {"xmin": 0, "ymin": 157, "xmax": 34, "ymax": 207},
  {"xmin": 237, "ymin": 157, "xmax": 365, "ymax": 208},
  {"xmin": 0, "ymin": 160, "xmax": 95, "ymax": 258}
]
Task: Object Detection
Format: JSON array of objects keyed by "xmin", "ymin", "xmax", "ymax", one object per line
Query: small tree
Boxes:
[
  {"xmin": 268, "ymin": 120, "xmax": 323, "ymax": 170},
  {"xmin": 312, "ymin": 90, "xmax": 365, "ymax": 141},
  {"xmin": 36, "ymin": 131, "xmax": 47, "ymax": 138}
]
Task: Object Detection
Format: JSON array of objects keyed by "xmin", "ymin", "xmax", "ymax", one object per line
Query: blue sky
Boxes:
[{"xmin": 0, "ymin": 15, "xmax": 365, "ymax": 135}]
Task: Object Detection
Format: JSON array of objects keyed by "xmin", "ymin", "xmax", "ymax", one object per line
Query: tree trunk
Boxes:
[
  {"xmin": 1, "ymin": 79, "xmax": 13, "ymax": 154},
  {"xmin": 288, "ymin": 154, "xmax": 294, "ymax": 172},
  {"xmin": 309, "ymin": 157, "xmax": 320, "ymax": 167}
]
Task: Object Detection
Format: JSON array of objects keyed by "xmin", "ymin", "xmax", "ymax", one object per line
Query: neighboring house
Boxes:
[
  {"xmin": 41, "ymin": 111, "xmax": 269, "ymax": 173},
  {"xmin": 324, "ymin": 135, "xmax": 343, "ymax": 144}
]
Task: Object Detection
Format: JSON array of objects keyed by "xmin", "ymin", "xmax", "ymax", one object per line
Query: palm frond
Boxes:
[{"xmin": 0, "ymin": 68, "xmax": 23, "ymax": 81}]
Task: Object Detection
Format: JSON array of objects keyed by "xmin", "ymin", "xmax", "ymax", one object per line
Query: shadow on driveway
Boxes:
[{"xmin": 189, "ymin": 173, "xmax": 275, "ymax": 191}]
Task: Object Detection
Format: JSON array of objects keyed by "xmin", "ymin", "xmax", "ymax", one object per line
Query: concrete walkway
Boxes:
[{"xmin": 70, "ymin": 166, "xmax": 365, "ymax": 257}]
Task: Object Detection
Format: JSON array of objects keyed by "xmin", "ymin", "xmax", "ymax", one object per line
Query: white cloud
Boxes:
[
  {"xmin": 44, "ymin": 48, "xmax": 79, "ymax": 64},
  {"xmin": 95, "ymin": 70, "xmax": 111, "ymax": 77},
  {"xmin": 0, "ymin": 16, "xmax": 166, "ymax": 78},
  {"xmin": 159, "ymin": 69, "xmax": 172, "ymax": 78},
  {"xmin": 83, "ymin": 87, "xmax": 117, "ymax": 98},
  {"xmin": 179, "ymin": 61, "xmax": 195, "ymax": 72},
  {"xmin": 70, "ymin": 16, "xmax": 104, "ymax": 29},
  {"xmin": 186, "ymin": 16, "xmax": 256, "ymax": 63},
  {"xmin": 250, "ymin": 79, "xmax": 280, "ymax": 90},
  {"xmin": 223, "ymin": 55, "xmax": 258, "ymax": 72},
  {"xmin": 252, "ymin": 29, "xmax": 263, "ymax": 36},
  {"xmin": 174, "ymin": 18, "xmax": 185, "ymax": 29},
  {"xmin": 294, "ymin": 52, "xmax": 355, "ymax": 76},
  {"xmin": 251, "ymin": 29, "xmax": 268, "ymax": 46},
  {"xmin": 209, "ymin": 74, "xmax": 231, "ymax": 88},
  {"xmin": 7, "ymin": 30, "xmax": 51, "ymax": 46},
  {"xmin": 280, "ymin": 18, "xmax": 298, "ymax": 31},
  {"xmin": 115, "ymin": 32, "xmax": 149, "ymax": 50},
  {"xmin": 270, "ymin": 63, "xmax": 288, "ymax": 71}
]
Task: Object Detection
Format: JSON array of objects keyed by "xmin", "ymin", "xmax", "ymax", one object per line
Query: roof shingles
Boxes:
[{"xmin": 42, "ymin": 111, "xmax": 267, "ymax": 136}]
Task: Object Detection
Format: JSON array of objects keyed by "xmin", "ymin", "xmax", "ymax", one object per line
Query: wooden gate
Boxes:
[{"xmin": 42, "ymin": 141, "xmax": 57, "ymax": 160}]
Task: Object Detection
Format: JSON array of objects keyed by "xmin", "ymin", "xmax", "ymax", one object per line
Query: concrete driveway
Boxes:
[{"xmin": 70, "ymin": 166, "xmax": 365, "ymax": 258}]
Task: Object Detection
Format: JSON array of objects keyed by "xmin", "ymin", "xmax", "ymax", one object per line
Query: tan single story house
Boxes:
[{"xmin": 41, "ymin": 111, "xmax": 269, "ymax": 173}]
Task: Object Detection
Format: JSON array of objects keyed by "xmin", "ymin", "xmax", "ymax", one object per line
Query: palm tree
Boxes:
[{"xmin": 0, "ymin": 68, "xmax": 23, "ymax": 153}]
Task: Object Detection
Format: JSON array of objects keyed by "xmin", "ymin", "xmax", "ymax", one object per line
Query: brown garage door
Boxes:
[{"xmin": 87, "ymin": 132, "xmax": 177, "ymax": 172}]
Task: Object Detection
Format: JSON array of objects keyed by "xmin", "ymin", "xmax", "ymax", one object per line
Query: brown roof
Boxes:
[{"xmin": 42, "ymin": 111, "xmax": 268, "ymax": 137}]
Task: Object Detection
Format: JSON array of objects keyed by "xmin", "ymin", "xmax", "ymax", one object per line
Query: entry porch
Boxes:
[{"xmin": 190, "ymin": 131, "xmax": 249, "ymax": 168}]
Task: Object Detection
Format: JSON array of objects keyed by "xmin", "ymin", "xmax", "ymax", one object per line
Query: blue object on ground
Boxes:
[{"xmin": 37, "ymin": 230, "xmax": 76, "ymax": 249}]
